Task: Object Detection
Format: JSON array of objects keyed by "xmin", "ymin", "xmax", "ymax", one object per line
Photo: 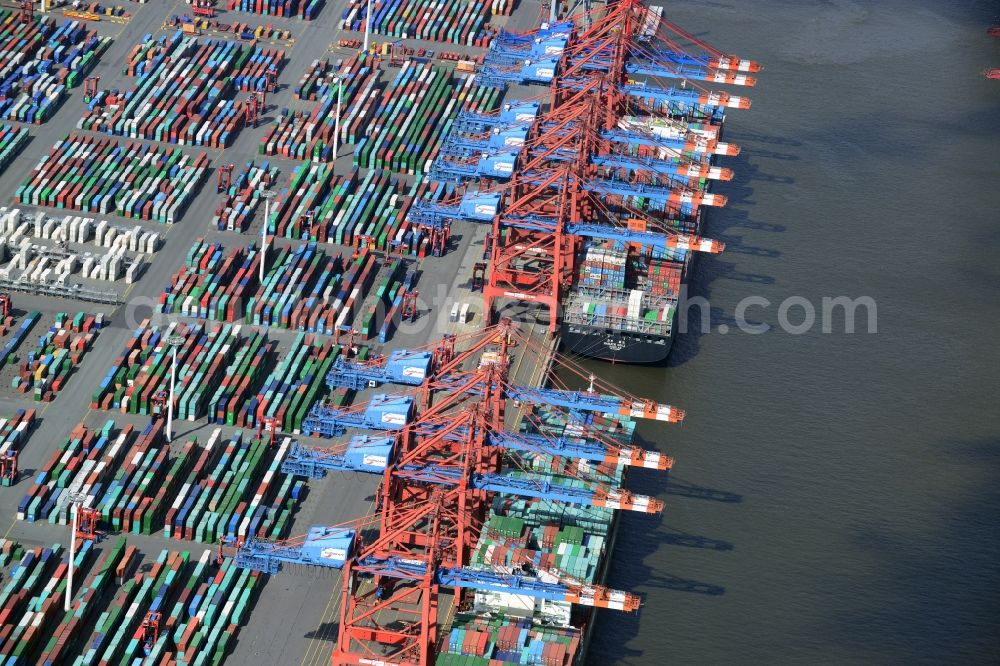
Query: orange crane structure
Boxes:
[{"xmin": 237, "ymin": 321, "xmax": 679, "ymax": 664}]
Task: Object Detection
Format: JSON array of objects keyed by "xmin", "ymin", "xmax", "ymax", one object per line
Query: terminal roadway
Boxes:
[{"xmin": 0, "ymin": 0, "xmax": 557, "ymax": 664}]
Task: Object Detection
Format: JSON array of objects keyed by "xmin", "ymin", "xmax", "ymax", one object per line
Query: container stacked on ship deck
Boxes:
[
  {"xmin": 436, "ymin": 404, "xmax": 640, "ymax": 661},
  {"xmin": 564, "ymin": 240, "xmax": 682, "ymax": 343},
  {"xmin": 438, "ymin": 615, "xmax": 581, "ymax": 665}
]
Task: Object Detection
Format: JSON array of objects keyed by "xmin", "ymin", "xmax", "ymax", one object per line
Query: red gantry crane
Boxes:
[{"xmin": 236, "ymin": 321, "xmax": 676, "ymax": 663}]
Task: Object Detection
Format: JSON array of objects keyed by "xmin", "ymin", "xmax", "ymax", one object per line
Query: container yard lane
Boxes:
[{"xmin": 0, "ymin": 0, "xmax": 562, "ymax": 663}]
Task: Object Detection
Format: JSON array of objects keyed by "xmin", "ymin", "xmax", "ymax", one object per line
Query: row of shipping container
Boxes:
[
  {"xmin": 80, "ymin": 32, "xmax": 283, "ymax": 149},
  {"xmin": 0, "ymin": 537, "xmax": 261, "ymax": 663},
  {"xmin": 226, "ymin": 0, "xmax": 325, "ymax": 20},
  {"xmin": 17, "ymin": 419, "xmax": 304, "ymax": 546},
  {"xmin": 0, "ymin": 124, "xmax": 30, "ymax": 176},
  {"xmin": 11, "ymin": 312, "xmax": 101, "ymax": 401},
  {"xmin": 340, "ymin": 0, "xmax": 513, "ymax": 46},
  {"xmin": 15, "ymin": 134, "xmax": 208, "ymax": 224},
  {"xmin": 0, "ymin": 14, "xmax": 111, "ymax": 124},
  {"xmin": 213, "ymin": 160, "xmax": 279, "ymax": 232},
  {"xmin": 355, "ymin": 62, "xmax": 500, "ymax": 175}
]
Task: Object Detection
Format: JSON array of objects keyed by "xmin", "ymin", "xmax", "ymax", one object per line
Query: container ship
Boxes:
[
  {"xmin": 561, "ymin": 240, "xmax": 685, "ymax": 364},
  {"xmin": 435, "ymin": 404, "xmax": 640, "ymax": 664},
  {"xmin": 560, "ymin": 112, "xmax": 729, "ymax": 364}
]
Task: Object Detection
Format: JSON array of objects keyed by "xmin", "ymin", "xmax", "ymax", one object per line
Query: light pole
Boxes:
[
  {"xmin": 166, "ymin": 333, "xmax": 185, "ymax": 443},
  {"xmin": 550, "ymin": 0, "xmax": 557, "ymax": 23},
  {"xmin": 261, "ymin": 190, "xmax": 276, "ymax": 284},
  {"xmin": 363, "ymin": 0, "xmax": 373, "ymax": 53},
  {"xmin": 65, "ymin": 491, "xmax": 86, "ymax": 612}
]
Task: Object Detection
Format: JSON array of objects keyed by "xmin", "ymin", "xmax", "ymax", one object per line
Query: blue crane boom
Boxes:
[
  {"xmin": 444, "ymin": 126, "xmax": 530, "ymax": 153},
  {"xmin": 282, "ymin": 423, "xmax": 669, "ymax": 478},
  {"xmin": 453, "ymin": 103, "xmax": 541, "ymax": 133},
  {"xmin": 387, "ymin": 465, "xmax": 662, "ymax": 513},
  {"xmin": 281, "ymin": 435, "xmax": 395, "ymax": 477},
  {"xmin": 599, "ymin": 127, "xmax": 723, "ymax": 155},
  {"xmin": 477, "ymin": 60, "xmax": 561, "ymax": 89},
  {"xmin": 302, "ymin": 394, "xmax": 414, "ymax": 437},
  {"xmin": 408, "ymin": 192, "xmax": 722, "ymax": 249},
  {"xmin": 237, "ymin": 526, "xmax": 356, "ymax": 574},
  {"xmin": 624, "ymin": 58, "xmax": 723, "ymax": 81},
  {"xmin": 236, "ymin": 546, "xmax": 640, "ymax": 611},
  {"xmin": 429, "ymin": 145, "xmax": 518, "ymax": 182},
  {"xmin": 590, "ymin": 153, "xmax": 720, "ymax": 180},
  {"xmin": 320, "ymin": 347, "xmax": 686, "ymax": 423},
  {"xmin": 325, "ymin": 350, "xmax": 433, "ymax": 391}
]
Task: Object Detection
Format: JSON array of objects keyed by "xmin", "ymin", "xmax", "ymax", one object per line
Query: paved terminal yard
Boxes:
[{"xmin": 0, "ymin": 0, "xmax": 561, "ymax": 663}]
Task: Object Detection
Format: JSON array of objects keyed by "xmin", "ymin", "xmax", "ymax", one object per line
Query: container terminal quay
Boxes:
[{"xmin": 0, "ymin": 0, "xmax": 760, "ymax": 664}]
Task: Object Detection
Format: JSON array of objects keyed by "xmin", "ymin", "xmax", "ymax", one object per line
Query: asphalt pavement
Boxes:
[{"xmin": 0, "ymin": 1, "xmax": 556, "ymax": 664}]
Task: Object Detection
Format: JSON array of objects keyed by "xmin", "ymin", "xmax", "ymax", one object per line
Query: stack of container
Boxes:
[
  {"xmin": 17, "ymin": 419, "xmax": 304, "ymax": 545},
  {"xmin": 641, "ymin": 255, "xmax": 684, "ymax": 297},
  {"xmin": 226, "ymin": 0, "xmax": 324, "ymax": 20},
  {"xmin": 33, "ymin": 538, "xmax": 132, "ymax": 664},
  {"xmin": 15, "ymin": 134, "xmax": 208, "ymax": 223},
  {"xmin": 163, "ymin": 429, "xmax": 304, "ymax": 543},
  {"xmin": 208, "ymin": 332, "xmax": 275, "ymax": 425},
  {"xmin": 78, "ymin": 32, "xmax": 283, "ymax": 148},
  {"xmin": 0, "ymin": 14, "xmax": 112, "ymax": 124},
  {"xmin": 0, "ymin": 311, "xmax": 41, "ymax": 367},
  {"xmin": 230, "ymin": 333, "xmax": 344, "ymax": 432},
  {"xmin": 270, "ymin": 164, "xmax": 421, "ymax": 247},
  {"xmin": 438, "ymin": 615, "xmax": 580, "ymax": 665},
  {"xmin": 0, "ymin": 409, "xmax": 36, "ymax": 486},
  {"xmin": 90, "ymin": 321, "xmax": 265, "ymax": 420},
  {"xmin": 0, "ymin": 541, "xmax": 95, "ymax": 661},
  {"xmin": 246, "ymin": 243, "xmax": 350, "ymax": 329},
  {"xmin": 159, "ymin": 241, "xmax": 380, "ymax": 333},
  {"xmin": 233, "ymin": 46, "xmax": 284, "ymax": 91},
  {"xmin": 353, "ymin": 256, "xmax": 403, "ymax": 339},
  {"xmin": 0, "ymin": 207, "xmax": 162, "ymax": 254},
  {"xmin": 159, "ymin": 240, "xmax": 263, "ymax": 321},
  {"xmin": 377, "ymin": 267, "xmax": 416, "ymax": 342},
  {"xmin": 355, "ymin": 63, "xmax": 500, "ymax": 175},
  {"xmin": 472, "ymin": 517, "xmax": 604, "ymax": 594},
  {"xmin": 340, "ymin": 0, "xmax": 504, "ymax": 46},
  {"xmin": 579, "ymin": 243, "xmax": 628, "ymax": 290},
  {"xmin": 0, "ymin": 124, "xmax": 30, "ymax": 175},
  {"xmin": 18, "ymin": 420, "xmax": 157, "ymax": 525},
  {"xmin": 13, "ymin": 312, "xmax": 100, "ymax": 400},
  {"xmin": 263, "ymin": 53, "xmax": 381, "ymax": 161},
  {"xmin": 293, "ymin": 54, "xmax": 375, "ymax": 102},
  {"xmin": 223, "ymin": 21, "xmax": 294, "ymax": 44},
  {"xmin": 5, "ymin": 539, "xmax": 264, "ymax": 664},
  {"xmin": 213, "ymin": 161, "xmax": 280, "ymax": 232}
]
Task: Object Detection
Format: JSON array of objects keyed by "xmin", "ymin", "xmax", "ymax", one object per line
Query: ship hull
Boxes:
[{"xmin": 560, "ymin": 323, "xmax": 675, "ymax": 364}]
